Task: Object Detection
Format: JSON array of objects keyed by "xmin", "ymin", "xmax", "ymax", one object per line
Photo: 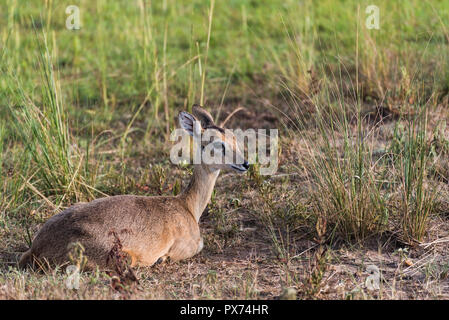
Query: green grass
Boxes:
[
  {"xmin": 7, "ymin": 29, "xmax": 96, "ymax": 204},
  {"xmin": 1, "ymin": 0, "xmax": 449, "ymax": 299},
  {"xmin": 392, "ymin": 114, "xmax": 436, "ymax": 243}
]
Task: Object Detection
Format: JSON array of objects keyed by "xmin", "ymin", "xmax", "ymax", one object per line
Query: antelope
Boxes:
[{"xmin": 19, "ymin": 105, "xmax": 249, "ymax": 270}]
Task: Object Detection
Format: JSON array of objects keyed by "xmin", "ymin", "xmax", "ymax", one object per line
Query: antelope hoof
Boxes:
[{"xmin": 154, "ymin": 256, "xmax": 169, "ymax": 266}]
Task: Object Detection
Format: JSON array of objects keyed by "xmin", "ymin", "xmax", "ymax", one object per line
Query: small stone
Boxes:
[
  {"xmin": 279, "ymin": 287, "xmax": 297, "ymax": 300},
  {"xmin": 404, "ymin": 259, "xmax": 413, "ymax": 267}
]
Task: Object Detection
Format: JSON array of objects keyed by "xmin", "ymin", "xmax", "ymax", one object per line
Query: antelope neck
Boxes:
[{"xmin": 179, "ymin": 165, "xmax": 220, "ymax": 222}]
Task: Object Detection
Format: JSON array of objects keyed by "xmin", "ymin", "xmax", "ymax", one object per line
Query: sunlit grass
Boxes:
[{"xmin": 0, "ymin": 0, "xmax": 448, "ymax": 300}]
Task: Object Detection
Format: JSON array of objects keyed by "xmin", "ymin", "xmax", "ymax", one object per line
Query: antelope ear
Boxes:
[
  {"xmin": 179, "ymin": 111, "xmax": 201, "ymax": 136},
  {"xmin": 192, "ymin": 104, "xmax": 214, "ymax": 128}
]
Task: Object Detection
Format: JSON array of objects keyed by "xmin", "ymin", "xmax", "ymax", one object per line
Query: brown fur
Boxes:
[
  {"xmin": 19, "ymin": 194, "xmax": 205, "ymax": 269},
  {"xmin": 19, "ymin": 106, "xmax": 247, "ymax": 270}
]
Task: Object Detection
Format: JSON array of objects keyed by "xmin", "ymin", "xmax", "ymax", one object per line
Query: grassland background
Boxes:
[{"xmin": 0, "ymin": 0, "xmax": 449, "ymax": 299}]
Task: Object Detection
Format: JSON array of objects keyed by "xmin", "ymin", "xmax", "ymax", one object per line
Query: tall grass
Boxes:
[
  {"xmin": 276, "ymin": 12, "xmax": 387, "ymax": 242},
  {"xmin": 0, "ymin": 121, "xmax": 4, "ymax": 177},
  {"xmin": 298, "ymin": 93, "xmax": 388, "ymax": 242},
  {"xmin": 273, "ymin": 1, "xmax": 447, "ymax": 245},
  {"xmin": 0, "ymin": 121, "xmax": 5, "ymax": 214},
  {"xmin": 285, "ymin": 65, "xmax": 437, "ymax": 244},
  {"xmin": 7, "ymin": 30, "xmax": 97, "ymax": 204},
  {"xmin": 390, "ymin": 114, "xmax": 436, "ymax": 243},
  {"xmin": 138, "ymin": 0, "xmax": 163, "ymax": 135},
  {"xmin": 199, "ymin": 0, "xmax": 215, "ymax": 106}
]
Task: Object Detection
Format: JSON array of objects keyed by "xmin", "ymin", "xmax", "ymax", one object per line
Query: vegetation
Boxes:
[{"xmin": 1, "ymin": 0, "xmax": 448, "ymax": 299}]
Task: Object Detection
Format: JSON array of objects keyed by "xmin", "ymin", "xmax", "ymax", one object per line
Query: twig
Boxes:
[
  {"xmin": 419, "ymin": 236, "xmax": 449, "ymax": 249},
  {"xmin": 219, "ymin": 106, "xmax": 245, "ymax": 127}
]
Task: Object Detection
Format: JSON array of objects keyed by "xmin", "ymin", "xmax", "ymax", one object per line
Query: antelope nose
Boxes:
[{"xmin": 242, "ymin": 161, "xmax": 249, "ymax": 170}]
